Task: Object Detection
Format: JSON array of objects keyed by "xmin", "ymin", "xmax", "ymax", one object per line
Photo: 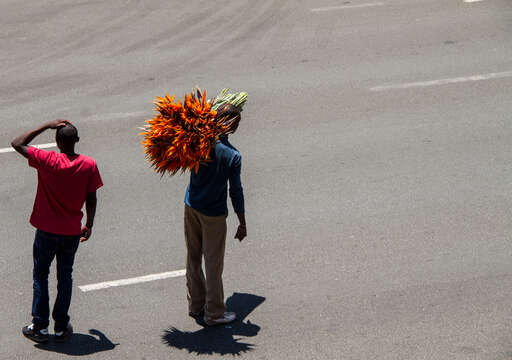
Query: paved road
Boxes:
[{"xmin": 1, "ymin": 0, "xmax": 511, "ymax": 359}]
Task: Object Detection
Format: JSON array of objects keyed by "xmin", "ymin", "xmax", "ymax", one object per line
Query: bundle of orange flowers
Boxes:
[{"xmin": 141, "ymin": 89, "xmax": 234, "ymax": 175}]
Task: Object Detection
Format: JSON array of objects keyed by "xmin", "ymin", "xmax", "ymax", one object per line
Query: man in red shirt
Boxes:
[{"xmin": 11, "ymin": 119, "xmax": 103, "ymax": 343}]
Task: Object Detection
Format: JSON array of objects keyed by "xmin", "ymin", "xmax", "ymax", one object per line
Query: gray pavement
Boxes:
[{"xmin": 1, "ymin": 0, "xmax": 512, "ymax": 359}]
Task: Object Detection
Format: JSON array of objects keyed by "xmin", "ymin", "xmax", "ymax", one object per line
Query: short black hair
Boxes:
[
  {"xmin": 215, "ymin": 104, "xmax": 241, "ymax": 134},
  {"xmin": 56, "ymin": 124, "xmax": 79, "ymax": 145},
  {"xmin": 215, "ymin": 103, "xmax": 241, "ymax": 121}
]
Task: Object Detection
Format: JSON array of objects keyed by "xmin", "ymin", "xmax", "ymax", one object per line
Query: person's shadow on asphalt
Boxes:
[
  {"xmin": 162, "ymin": 292, "xmax": 265, "ymax": 355},
  {"xmin": 35, "ymin": 329, "xmax": 118, "ymax": 356}
]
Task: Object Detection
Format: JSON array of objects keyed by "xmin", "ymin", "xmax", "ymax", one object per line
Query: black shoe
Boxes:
[
  {"xmin": 22, "ymin": 324, "xmax": 49, "ymax": 343},
  {"xmin": 54, "ymin": 323, "xmax": 73, "ymax": 343}
]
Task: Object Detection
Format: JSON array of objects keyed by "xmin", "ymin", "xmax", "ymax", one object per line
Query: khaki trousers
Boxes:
[{"xmin": 184, "ymin": 205, "xmax": 227, "ymax": 319}]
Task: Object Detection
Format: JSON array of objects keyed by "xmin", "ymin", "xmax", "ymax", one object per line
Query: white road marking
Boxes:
[
  {"xmin": 79, "ymin": 269, "xmax": 186, "ymax": 292},
  {"xmin": 464, "ymin": 0, "xmax": 483, "ymax": 2},
  {"xmin": 0, "ymin": 147, "xmax": 15, "ymax": 154},
  {"xmin": 0, "ymin": 142, "xmax": 57, "ymax": 154},
  {"xmin": 312, "ymin": 2, "xmax": 384, "ymax": 12},
  {"xmin": 370, "ymin": 71, "xmax": 512, "ymax": 91}
]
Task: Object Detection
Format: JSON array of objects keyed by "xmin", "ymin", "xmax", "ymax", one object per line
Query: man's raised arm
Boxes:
[{"xmin": 11, "ymin": 120, "xmax": 69, "ymax": 158}]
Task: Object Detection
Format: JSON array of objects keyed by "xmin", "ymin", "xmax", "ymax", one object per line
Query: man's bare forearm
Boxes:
[
  {"xmin": 85, "ymin": 192, "xmax": 97, "ymax": 228},
  {"xmin": 11, "ymin": 124, "xmax": 50, "ymax": 156},
  {"xmin": 234, "ymin": 212, "xmax": 247, "ymax": 241},
  {"xmin": 11, "ymin": 120, "xmax": 70, "ymax": 158},
  {"xmin": 236, "ymin": 212, "xmax": 245, "ymax": 226}
]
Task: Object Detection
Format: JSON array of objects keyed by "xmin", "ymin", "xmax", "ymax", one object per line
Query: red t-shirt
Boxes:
[{"xmin": 28, "ymin": 147, "xmax": 103, "ymax": 235}]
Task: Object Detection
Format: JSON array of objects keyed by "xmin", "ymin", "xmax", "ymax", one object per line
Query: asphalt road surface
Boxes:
[{"xmin": 1, "ymin": 0, "xmax": 511, "ymax": 359}]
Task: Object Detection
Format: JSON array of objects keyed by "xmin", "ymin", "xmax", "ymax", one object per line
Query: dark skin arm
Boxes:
[
  {"xmin": 234, "ymin": 212, "xmax": 247, "ymax": 241},
  {"xmin": 11, "ymin": 119, "xmax": 70, "ymax": 158},
  {"xmin": 80, "ymin": 191, "xmax": 97, "ymax": 242}
]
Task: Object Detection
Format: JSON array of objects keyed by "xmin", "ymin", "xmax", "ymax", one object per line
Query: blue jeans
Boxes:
[{"xmin": 32, "ymin": 230, "xmax": 80, "ymax": 331}]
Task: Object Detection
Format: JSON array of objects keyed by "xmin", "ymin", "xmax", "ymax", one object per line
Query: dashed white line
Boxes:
[
  {"xmin": 312, "ymin": 2, "xmax": 384, "ymax": 12},
  {"xmin": 79, "ymin": 269, "xmax": 186, "ymax": 292},
  {"xmin": 464, "ymin": 0, "xmax": 484, "ymax": 3},
  {"xmin": 370, "ymin": 71, "xmax": 512, "ymax": 91},
  {"xmin": 0, "ymin": 142, "xmax": 57, "ymax": 154}
]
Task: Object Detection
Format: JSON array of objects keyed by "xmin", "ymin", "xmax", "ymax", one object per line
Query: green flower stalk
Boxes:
[{"xmin": 211, "ymin": 88, "xmax": 248, "ymax": 112}]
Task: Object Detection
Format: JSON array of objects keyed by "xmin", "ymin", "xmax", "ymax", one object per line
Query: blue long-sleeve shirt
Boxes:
[{"xmin": 185, "ymin": 136, "xmax": 245, "ymax": 216}]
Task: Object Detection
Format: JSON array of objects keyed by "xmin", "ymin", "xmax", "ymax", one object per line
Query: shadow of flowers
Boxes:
[{"xmin": 162, "ymin": 292, "xmax": 265, "ymax": 355}]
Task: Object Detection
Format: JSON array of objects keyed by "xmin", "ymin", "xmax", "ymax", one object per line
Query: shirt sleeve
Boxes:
[
  {"xmin": 28, "ymin": 147, "xmax": 53, "ymax": 170},
  {"xmin": 228, "ymin": 153, "xmax": 245, "ymax": 214},
  {"xmin": 87, "ymin": 163, "xmax": 104, "ymax": 192}
]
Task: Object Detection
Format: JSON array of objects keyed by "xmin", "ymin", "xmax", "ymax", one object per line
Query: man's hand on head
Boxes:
[
  {"xmin": 11, "ymin": 119, "xmax": 70, "ymax": 158},
  {"xmin": 47, "ymin": 119, "xmax": 71, "ymax": 129}
]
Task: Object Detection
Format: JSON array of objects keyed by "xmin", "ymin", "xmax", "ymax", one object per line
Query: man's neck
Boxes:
[{"xmin": 60, "ymin": 148, "xmax": 77, "ymax": 156}]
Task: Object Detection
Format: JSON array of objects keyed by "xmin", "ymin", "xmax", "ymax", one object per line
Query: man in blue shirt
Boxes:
[{"xmin": 184, "ymin": 104, "xmax": 247, "ymax": 326}]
